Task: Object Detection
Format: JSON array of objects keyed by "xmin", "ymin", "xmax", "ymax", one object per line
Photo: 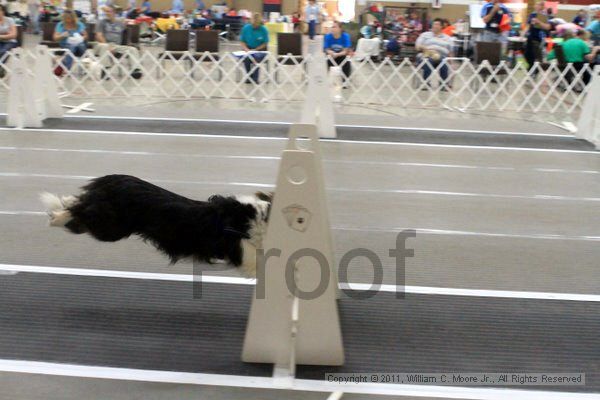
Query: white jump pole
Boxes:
[
  {"xmin": 242, "ymin": 122, "xmax": 344, "ymax": 372},
  {"xmin": 575, "ymin": 66, "xmax": 599, "ymax": 149},
  {"xmin": 7, "ymin": 48, "xmax": 43, "ymax": 128},
  {"xmin": 300, "ymin": 51, "xmax": 337, "ymax": 138},
  {"xmin": 34, "ymin": 45, "xmax": 63, "ymax": 120}
]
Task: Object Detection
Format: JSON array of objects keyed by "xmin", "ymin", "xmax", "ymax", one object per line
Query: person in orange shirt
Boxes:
[{"xmin": 441, "ymin": 19, "xmax": 455, "ymax": 36}]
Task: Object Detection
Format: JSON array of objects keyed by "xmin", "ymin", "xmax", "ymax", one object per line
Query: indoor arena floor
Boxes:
[{"xmin": 0, "ymin": 118, "xmax": 598, "ymax": 400}]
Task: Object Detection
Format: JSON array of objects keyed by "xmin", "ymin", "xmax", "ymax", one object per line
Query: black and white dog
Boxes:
[{"xmin": 41, "ymin": 175, "xmax": 273, "ymax": 276}]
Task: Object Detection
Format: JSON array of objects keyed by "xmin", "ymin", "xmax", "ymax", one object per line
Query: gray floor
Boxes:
[{"xmin": 0, "ymin": 122, "xmax": 598, "ymax": 399}]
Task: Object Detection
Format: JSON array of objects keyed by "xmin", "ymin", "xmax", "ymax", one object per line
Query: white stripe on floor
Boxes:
[
  {"xmin": 0, "ymin": 172, "xmax": 597, "ymax": 202},
  {"xmin": 0, "ymin": 127, "xmax": 596, "ymax": 154},
  {"xmin": 1, "ymin": 263, "xmax": 598, "ymax": 302},
  {"xmin": 0, "ymin": 360, "xmax": 596, "ymax": 400},
  {"xmin": 1, "ymin": 145, "xmax": 597, "ymax": 174}
]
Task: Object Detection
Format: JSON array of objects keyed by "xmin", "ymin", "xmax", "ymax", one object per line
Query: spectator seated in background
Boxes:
[
  {"xmin": 481, "ymin": 0, "xmax": 510, "ymax": 43},
  {"xmin": 239, "ymin": 12, "xmax": 269, "ymax": 84},
  {"xmin": 324, "ymin": 21, "xmax": 352, "ymax": 87},
  {"xmin": 53, "ymin": 9, "xmax": 87, "ymax": 76},
  {"xmin": 154, "ymin": 12, "xmax": 180, "ymax": 32},
  {"xmin": 94, "ymin": 5, "xmax": 141, "ymax": 73},
  {"xmin": 0, "ymin": 4, "xmax": 18, "ymax": 63},
  {"xmin": 547, "ymin": 29, "xmax": 598, "ymax": 86},
  {"xmin": 408, "ymin": 11, "xmax": 422, "ymax": 33},
  {"xmin": 190, "ymin": 12, "xmax": 213, "ymax": 29},
  {"xmin": 415, "ymin": 18, "xmax": 453, "ymax": 90}
]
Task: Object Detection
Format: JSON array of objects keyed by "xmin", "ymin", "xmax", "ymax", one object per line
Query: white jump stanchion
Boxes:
[
  {"xmin": 575, "ymin": 66, "xmax": 600, "ymax": 149},
  {"xmin": 33, "ymin": 45, "xmax": 63, "ymax": 120},
  {"xmin": 300, "ymin": 52, "xmax": 337, "ymax": 138},
  {"xmin": 7, "ymin": 48, "xmax": 43, "ymax": 128},
  {"xmin": 242, "ymin": 123, "xmax": 344, "ymax": 373}
]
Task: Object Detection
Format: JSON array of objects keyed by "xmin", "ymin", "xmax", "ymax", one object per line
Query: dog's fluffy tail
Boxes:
[{"xmin": 40, "ymin": 192, "xmax": 77, "ymax": 227}]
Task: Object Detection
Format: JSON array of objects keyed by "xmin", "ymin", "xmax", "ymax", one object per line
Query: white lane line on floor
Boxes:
[
  {"xmin": 1, "ymin": 172, "xmax": 598, "ymax": 202},
  {"xmin": 2, "ymin": 145, "xmax": 598, "ymax": 174},
  {"xmin": 2, "ymin": 211, "xmax": 599, "ymax": 241},
  {"xmin": 0, "ymin": 127, "xmax": 597, "ymax": 154},
  {"xmin": 1, "ymin": 263, "xmax": 599, "ymax": 302},
  {"xmin": 1, "ymin": 360, "xmax": 596, "ymax": 400}
]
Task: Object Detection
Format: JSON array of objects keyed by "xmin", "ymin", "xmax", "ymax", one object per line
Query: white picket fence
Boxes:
[{"xmin": 0, "ymin": 48, "xmax": 596, "ymax": 117}]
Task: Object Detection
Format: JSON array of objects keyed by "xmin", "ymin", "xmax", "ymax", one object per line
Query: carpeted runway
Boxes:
[{"xmin": 0, "ymin": 121, "xmax": 598, "ymax": 399}]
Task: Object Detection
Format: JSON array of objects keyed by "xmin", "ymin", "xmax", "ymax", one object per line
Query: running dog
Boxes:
[{"xmin": 41, "ymin": 175, "xmax": 273, "ymax": 276}]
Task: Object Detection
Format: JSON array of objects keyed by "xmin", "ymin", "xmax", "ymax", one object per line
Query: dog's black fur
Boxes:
[{"xmin": 42, "ymin": 174, "xmax": 272, "ymax": 268}]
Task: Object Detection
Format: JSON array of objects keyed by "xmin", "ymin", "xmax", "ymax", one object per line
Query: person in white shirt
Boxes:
[
  {"xmin": 304, "ymin": 0, "xmax": 320, "ymax": 40},
  {"xmin": 415, "ymin": 18, "xmax": 453, "ymax": 89}
]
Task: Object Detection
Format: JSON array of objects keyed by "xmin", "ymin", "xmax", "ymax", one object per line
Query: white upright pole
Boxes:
[
  {"xmin": 34, "ymin": 45, "xmax": 63, "ymax": 119},
  {"xmin": 7, "ymin": 48, "xmax": 43, "ymax": 128},
  {"xmin": 575, "ymin": 66, "xmax": 599, "ymax": 149}
]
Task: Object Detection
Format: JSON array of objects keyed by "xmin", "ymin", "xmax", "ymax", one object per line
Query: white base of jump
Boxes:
[
  {"xmin": 7, "ymin": 46, "xmax": 63, "ymax": 128},
  {"xmin": 242, "ymin": 123, "xmax": 343, "ymax": 369}
]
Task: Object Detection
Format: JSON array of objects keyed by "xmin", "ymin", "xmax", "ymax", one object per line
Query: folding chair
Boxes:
[
  {"xmin": 472, "ymin": 41, "xmax": 508, "ymax": 90},
  {"xmin": 157, "ymin": 29, "xmax": 190, "ymax": 77},
  {"xmin": 275, "ymin": 32, "xmax": 304, "ymax": 83},
  {"xmin": 190, "ymin": 30, "xmax": 221, "ymax": 80},
  {"xmin": 40, "ymin": 21, "xmax": 60, "ymax": 48}
]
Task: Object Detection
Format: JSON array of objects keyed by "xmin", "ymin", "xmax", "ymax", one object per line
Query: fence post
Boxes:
[{"xmin": 575, "ymin": 66, "xmax": 599, "ymax": 149}]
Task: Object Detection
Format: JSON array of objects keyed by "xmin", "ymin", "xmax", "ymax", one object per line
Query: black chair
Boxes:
[
  {"xmin": 127, "ymin": 24, "xmax": 141, "ymax": 49},
  {"xmin": 275, "ymin": 32, "xmax": 304, "ymax": 82},
  {"xmin": 16, "ymin": 25, "xmax": 24, "ymax": 47},
  {"xmin": 472, "ymin": 41, "xmax": 508, "ymax": 89},
  {"xmin": 40, "ymin": 21, "xmax": 60, "ymax": 48},
  {"xmin": 85, "ymin": 23, "xmax": 96, "ymax": 49},
  {"xmin": 157, "ymin": 29, "xmax": 190, "ymax": 77},
  {"xmin": 190, "ymin": 30, "xmax": 221, "ymax": 80}
]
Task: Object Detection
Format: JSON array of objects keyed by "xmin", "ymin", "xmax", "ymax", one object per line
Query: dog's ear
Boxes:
[{"xmin": 255, "ymin": 191, "xmax": 274, "ymax": 203}]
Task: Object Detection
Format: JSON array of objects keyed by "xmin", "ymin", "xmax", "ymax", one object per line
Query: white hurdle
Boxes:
[
  {"xmin": 242, "ymin": 122, "xmax": 344, "ymax": 373},
  {"xmin": 575, "ymin": 66, "xmax": 599, "ymax": 149},
  {"xmin": 7, "ymin": 46, "xmax": 62, "ymax": 128},
  {"xmin": 299, "ymin": 51, "xmax": 337, "ymax": 138}
]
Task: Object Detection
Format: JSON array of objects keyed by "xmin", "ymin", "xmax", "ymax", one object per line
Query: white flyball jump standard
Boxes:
[
  {"xmin": 300, "ymin": 51, "xmax": 337, "ymax": 139},
  {"xmin": 576, "ymin": 66, "xmax": 600, "ymax": 149},
  {"xmin": 242, "ymin": 122, "xmax": 344, "ymax": 372},
  {"xmin": 7, "ymin": 46, "xmax": 63, "ymax": 128}
]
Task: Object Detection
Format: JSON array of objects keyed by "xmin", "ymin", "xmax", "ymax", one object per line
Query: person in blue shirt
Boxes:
[
  {"xmin": 587, "ymin": 12, "xmax": 600, "ymax": 45},
  {"xmin": 53, "ymin": 10, "xmax": 87, "ymax": 74},
  {"xmin": 523, "ymin": 1, "xmax": 550, "ymax": 71},
  {"xmin": 195, "ymin": 0, "xmax": 205, "ymax": 11},
  {"xmin": 573, "ymin": 9, "xmax": 587, "ymax": 28},
  {"xmin": 171, "ymin": 0, "xmax": 184, "ymax": 14},
  {"xmin": 323, "ymin": 21, "xmax": 352, "ymax": 85},
  {"xmin": 239, "ymin": 13, "xmax": 269, "ymax": 84},
  {"xmin": 481, "ymin": 0, "xmax": 510, "ymax": 43}
]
